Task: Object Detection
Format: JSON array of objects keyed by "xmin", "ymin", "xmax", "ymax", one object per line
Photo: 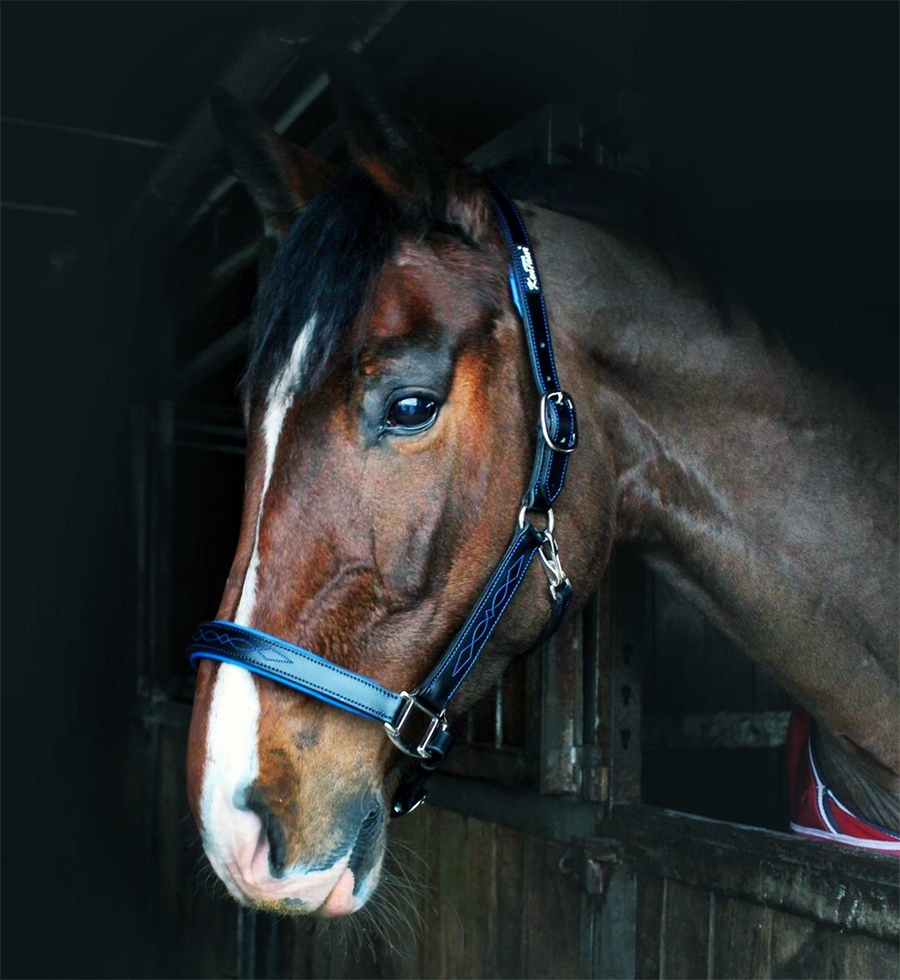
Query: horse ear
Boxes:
[
  {"xmin": 324, "ymin": 49, "xmax": 492, "ymax": 239},
  {"xmin": 210, "ymin": 88, "xmax": 337, "ymax": 237}
]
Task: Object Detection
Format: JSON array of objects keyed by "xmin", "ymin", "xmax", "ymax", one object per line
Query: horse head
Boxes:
[{"xmin": 185, "ymin": 59, "xmax": 615, "ymax": 916}]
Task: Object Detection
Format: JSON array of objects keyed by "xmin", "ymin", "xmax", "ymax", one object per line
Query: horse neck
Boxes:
[{"xmin": 531, "ymin": 204, "xmax": 899, "ymax": 822}]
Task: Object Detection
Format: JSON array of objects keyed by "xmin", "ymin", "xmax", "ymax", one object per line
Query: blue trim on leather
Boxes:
[
  {"xmin": 188, "ymin": 621, "xmax": 404, "ymax": 725},
  {"xmin": 509, "ymin": 267, "xmax": 526, "ymax": 320},
  {"xmin": 188, "ymin": 652, "xmax": 374, "ymax": 721}
]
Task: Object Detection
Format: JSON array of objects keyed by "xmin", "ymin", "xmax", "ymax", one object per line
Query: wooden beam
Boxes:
[{"xmin": 591, "ymin": 804, "xmax": 899, "ymax": 941}]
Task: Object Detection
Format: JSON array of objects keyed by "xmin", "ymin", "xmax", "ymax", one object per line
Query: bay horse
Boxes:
[{"xmin": 185, "ymin": 57, "xmax": 899, "ymax": 917}]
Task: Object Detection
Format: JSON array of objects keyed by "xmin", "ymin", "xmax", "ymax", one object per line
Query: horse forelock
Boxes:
[{"xmin": 242, "ymin": 172, "xmax": 403, "ymax": 402}]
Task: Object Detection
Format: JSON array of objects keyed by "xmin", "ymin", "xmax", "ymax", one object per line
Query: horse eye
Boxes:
[{"xmin": 385, "ymin": 394, "xmax": 438, "ymax": 433}]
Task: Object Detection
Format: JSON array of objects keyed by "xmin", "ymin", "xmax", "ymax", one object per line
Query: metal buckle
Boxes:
[
  {"xmin": 540, "ymin": 391, "xmax": 578, "ymax": 453},
  {"xmin": 384, "ymin": 692, "xmax": 448, "ymax": 760}
]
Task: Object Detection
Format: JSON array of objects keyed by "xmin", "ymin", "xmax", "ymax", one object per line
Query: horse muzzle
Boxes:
[{"xmin": 201, "ymin": 786, "xmax": 386, "ymax": 916}]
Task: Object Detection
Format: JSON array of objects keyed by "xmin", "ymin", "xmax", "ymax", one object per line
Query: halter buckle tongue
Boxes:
[{"xmin": 384, "ymin": 692, "xmax": 449, "ymax": 761}]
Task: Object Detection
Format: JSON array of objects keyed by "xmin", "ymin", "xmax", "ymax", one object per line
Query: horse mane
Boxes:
[{"xmin": 245, "ymin": 159, "xmax": 897, "ymax": 417}]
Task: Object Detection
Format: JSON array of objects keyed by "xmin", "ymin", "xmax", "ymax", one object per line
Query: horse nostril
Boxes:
[
  {"xmin": 242, "ymin": 787, "xmax": 288, "ymax": 877},
  {"xmin": 348, "ymin": 800, "xmax": 384, "ymax": 883}
]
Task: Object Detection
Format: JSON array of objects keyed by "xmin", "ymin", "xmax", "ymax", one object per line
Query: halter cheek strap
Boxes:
[{"xmin": 187, "ymin": 186, "xmax": 577, "ymax": 816}]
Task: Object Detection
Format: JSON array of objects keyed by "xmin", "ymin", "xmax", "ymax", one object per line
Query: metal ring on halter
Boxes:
[{"xmin": 518, "ymin": 504, "xmax": 555, "ymax": 539}]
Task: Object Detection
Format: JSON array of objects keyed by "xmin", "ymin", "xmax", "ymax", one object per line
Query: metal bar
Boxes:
[
  {"xmin": 1, "ymin": 114, "xmax": 168, "ymax": 149},
  {"xmin": 1, "ymin": 200, "xmax": 78, "ymax": 217},
  {"xmin": 428, "ymin": 773, "xmax": 601, "ymax": 843}
]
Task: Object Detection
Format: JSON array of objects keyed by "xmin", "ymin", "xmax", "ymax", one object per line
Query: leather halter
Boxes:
[{"xmin": 188, "ymin": 186, "xmax": 578, "ymax": 816}]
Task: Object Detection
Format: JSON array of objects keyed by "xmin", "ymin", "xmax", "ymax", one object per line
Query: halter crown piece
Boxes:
[{"xmin": 187, "ymin": 186, "xmax": 578, "ymax": 816}]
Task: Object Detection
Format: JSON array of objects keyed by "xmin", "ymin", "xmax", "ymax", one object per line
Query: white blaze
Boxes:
[
  {"xmin": 235, "ymin": 317, "xmax": 315, "ymax": 624},
  {"xmin": 201, "ymin": 319, "xmax": 316, "ymax": 859}
]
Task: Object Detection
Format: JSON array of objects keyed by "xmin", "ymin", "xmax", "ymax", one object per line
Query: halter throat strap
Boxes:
[{"xmin": 187, "ymin": 186, "xmax": 577, "ymax": 816}]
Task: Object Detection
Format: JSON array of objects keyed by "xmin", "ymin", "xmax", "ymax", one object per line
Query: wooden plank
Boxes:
[
  {"xmin": 643, "ymin": 710, "xmax": 790, "ymax": 750},
  {"xmin": 464, "ymin": 818, "xmax": 499, "ymax": 978},
  {"xmin": 419, "ymin": 805, "xmax": 444, "ymax": 980},
  {"xmin": 831, "ymin": 932, "xmax": 900, "ymax": 980},
  {"xmin": 660, "ymin": 880, "xmax": 710, "ymax": 980},
  {"xmin": 521, "ymin": 834, "xmax": 547, "ymax": 978},
  {"xmin": 440, "ymin": 743, "xmax": 528, "ymax": 783},
  {"xmin": 540, "ymin": 610, "xmax": 583, "ymax": 795},
  {"xmin": 381, "ymin": 806, "xmax": 430, "ymax": 980},
  {"xmin": 590, "ymin": 805, "xmax": 899, "ymax": 941},
  {"xmin": 285, "ymin": 917, "xmax": 317, "ymax": 979},
  {"xmin": 305, "ymin": 916, "xmax": 382, "ymax": 980},
  {"xmin": 496, "ymin": 825, "xmax": 525, "ymax": 980},
  {"xmin": 634, "ymin": 873, "xmax": 664, "ymax": 980},
  {"xmin": 594, "ymin": 863, "xmax": 637, "ymax": 980},
  {"xmin": 524, "ymin": 632, "xmax": 543, "ymax": 780},
  {"xmin": 770, "ymin": 910, "xmax": 833, "ymax": 979},
  {"xmin": 437, "ymin": 809, "xmax": 468, "ymax": 979},
  {"xmin": 609, "ymin": 553, "xmax": 645, "ymax": 804},
  {"xmin": 427, "ymin": 774, "xmax": 600, "ymax": 842},
  {"xmin": 583, "ymin": 572, "xmax": 613, "ymax": 803},
  {"xmin": 520, "ymin": 836, "xmax": 586, "ymax": 979},
  {"xmin": 712, "ymin": 896, "xmax": 773, "ymax": 979}
]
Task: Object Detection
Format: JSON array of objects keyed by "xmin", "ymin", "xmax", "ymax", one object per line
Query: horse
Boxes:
[{"xmin": 185, "ymin": 55, "xmax": 899, "ymax": 918}]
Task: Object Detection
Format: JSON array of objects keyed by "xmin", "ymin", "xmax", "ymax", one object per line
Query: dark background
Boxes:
[{"xmin": 2, "ymin": 3, "xmax": 896, "ymax": 977}]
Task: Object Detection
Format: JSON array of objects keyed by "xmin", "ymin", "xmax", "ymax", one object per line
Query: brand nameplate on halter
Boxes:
[{"xmin": 516, "ymin": 245, "xmax": 539, "ymax": 292}]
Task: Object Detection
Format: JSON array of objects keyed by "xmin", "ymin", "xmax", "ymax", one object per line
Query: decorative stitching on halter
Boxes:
[
  {"xmin": 449, "ymin": 550, "xmax": 531, "ymax": 679},
  {"xmin": 420, "ymin": 530, "xmax": 535, "ymax": 695}
]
